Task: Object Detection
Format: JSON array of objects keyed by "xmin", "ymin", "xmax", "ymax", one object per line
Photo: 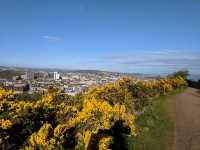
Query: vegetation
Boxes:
[
  {"xmin": 0, "ymin": 75, "xmax": 187, "ymax": 149},
  {"xmin": 169, "ymin": 70, "xmax": 189, "ymax": 80},
  {"xmin": 187, "ymin": 79, "xmax": 200, "ymax": 89},
  {"xmin": 15, "ymin": 92, "xmax": 42, "ymax": 102}
]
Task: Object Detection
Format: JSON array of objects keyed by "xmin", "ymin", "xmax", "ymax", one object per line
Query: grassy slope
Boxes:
[{"xmin": 127, "ymin": 90, "xmax": 184, "ymax": 150}]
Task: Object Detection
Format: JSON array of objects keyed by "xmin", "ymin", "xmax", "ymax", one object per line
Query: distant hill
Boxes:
[
  {"xmin": 188, "ymin": 74, "xmax": 200, "ymax": 81},
  {"xmin": 0, "ymin": 65, "xmax": 156, "ymax": 79},
  {"xmin": 0, "ymin": 70, "xmax": 24, "ymax": 80}
]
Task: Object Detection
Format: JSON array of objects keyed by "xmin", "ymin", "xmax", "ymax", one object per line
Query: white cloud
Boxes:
[
  {"xmin": 96, "ymin": 49, "xmax": 200, "ymax": 74},
  {"xmin": 42, "ymin": 35, "xmax": 63, "ymax": 41}
]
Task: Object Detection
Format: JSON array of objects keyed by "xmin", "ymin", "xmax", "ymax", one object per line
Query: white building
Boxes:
[{"xmin": 53, "ymin": 72, "xmax": 60, "ymax": 80}]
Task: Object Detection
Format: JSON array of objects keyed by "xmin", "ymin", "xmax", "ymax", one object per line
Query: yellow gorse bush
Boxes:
[
  {"xmin": 24, "ymin": 123, "xmax": 56, "ymax": 150},
  {"xmin": 0, "ymin": 89, "xmax": 14, "ymax": 100},
  {"xmin": 67, "ymin": 97, "xmax": 136, "ymax": 135}
]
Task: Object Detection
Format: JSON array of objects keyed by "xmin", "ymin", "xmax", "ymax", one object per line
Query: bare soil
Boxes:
[{"xmin": 176, "ymin": 88, "xmax": 200, "ymax": 150}]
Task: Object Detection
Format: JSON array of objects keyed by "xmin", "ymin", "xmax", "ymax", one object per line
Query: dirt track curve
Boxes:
[{"xmin": 176, "ymin": 88, "xmax": 200, "ymax": 150}]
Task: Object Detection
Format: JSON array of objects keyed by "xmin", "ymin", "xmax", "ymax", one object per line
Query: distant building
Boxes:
[
  {"xmin": 27, "ymin": 72, "xmax": 35, "ymax": 80},
  {"xmin": 13, "ymin": 83, "xmax": 29, "ymax": 94},
  {"xmin": 21, "ymin": 74, "xmax": 28, "ymax": 80},
  {"xmin": 33, "ymin": 72, "xmax": 48, "ymax": 80},
  {"xmin": 54, "ymin": 72, "xmax": 60, "ymax": 80}
]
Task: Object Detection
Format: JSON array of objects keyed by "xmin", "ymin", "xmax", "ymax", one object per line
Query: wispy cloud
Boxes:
[
  {"xmin": 42, "ymin": 35, "xmax": 63, "ymax": 42},
  {"xmin": 95, "ymin": 49, "xmax": 200, "ymax": 74}
]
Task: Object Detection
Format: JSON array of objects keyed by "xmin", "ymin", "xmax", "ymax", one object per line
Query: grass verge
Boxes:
[{"xmin": 127, "ymin": 89, "xmax": 185, "ymax": 150}]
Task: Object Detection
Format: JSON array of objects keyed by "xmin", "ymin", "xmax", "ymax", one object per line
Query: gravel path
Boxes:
[{"xmin": 176, "ymin": 88, "xmax": 200, "ymax": 150}]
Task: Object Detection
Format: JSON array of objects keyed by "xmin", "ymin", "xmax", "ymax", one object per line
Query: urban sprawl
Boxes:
[{"xmin": 0, "ymin": 71, "xmax": 126, "ymax": 95}]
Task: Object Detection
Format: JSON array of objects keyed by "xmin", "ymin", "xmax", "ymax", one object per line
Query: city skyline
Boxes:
[{"xmin": 0, "ymin": 0, "xmax": 200, "ymax": 74}]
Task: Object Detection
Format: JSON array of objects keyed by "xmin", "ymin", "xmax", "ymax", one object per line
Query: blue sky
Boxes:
[{"xmin": 0, "ymin": 0, "xmax": 200, "ymax": 74}]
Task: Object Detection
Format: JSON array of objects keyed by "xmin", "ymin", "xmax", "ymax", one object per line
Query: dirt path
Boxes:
[{"xmin": 176, "ymin": 88, "xmax": 200, "ymax": 150}]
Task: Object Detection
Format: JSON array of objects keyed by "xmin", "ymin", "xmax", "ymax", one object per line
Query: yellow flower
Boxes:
[
  {"xmin": 99, "ymin": 136, "xmax": 112, "ymax": 150},
  {"xmin": 1, "ymin": 119, "xmax": 13, "ymax": 129},
  {"xmin": 54, "ymin": 124, "xmax": 69, "ymax": 138},
  {"xmin": 83, "ymin": 130, "xmax": 92, "ymax": 149}
]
